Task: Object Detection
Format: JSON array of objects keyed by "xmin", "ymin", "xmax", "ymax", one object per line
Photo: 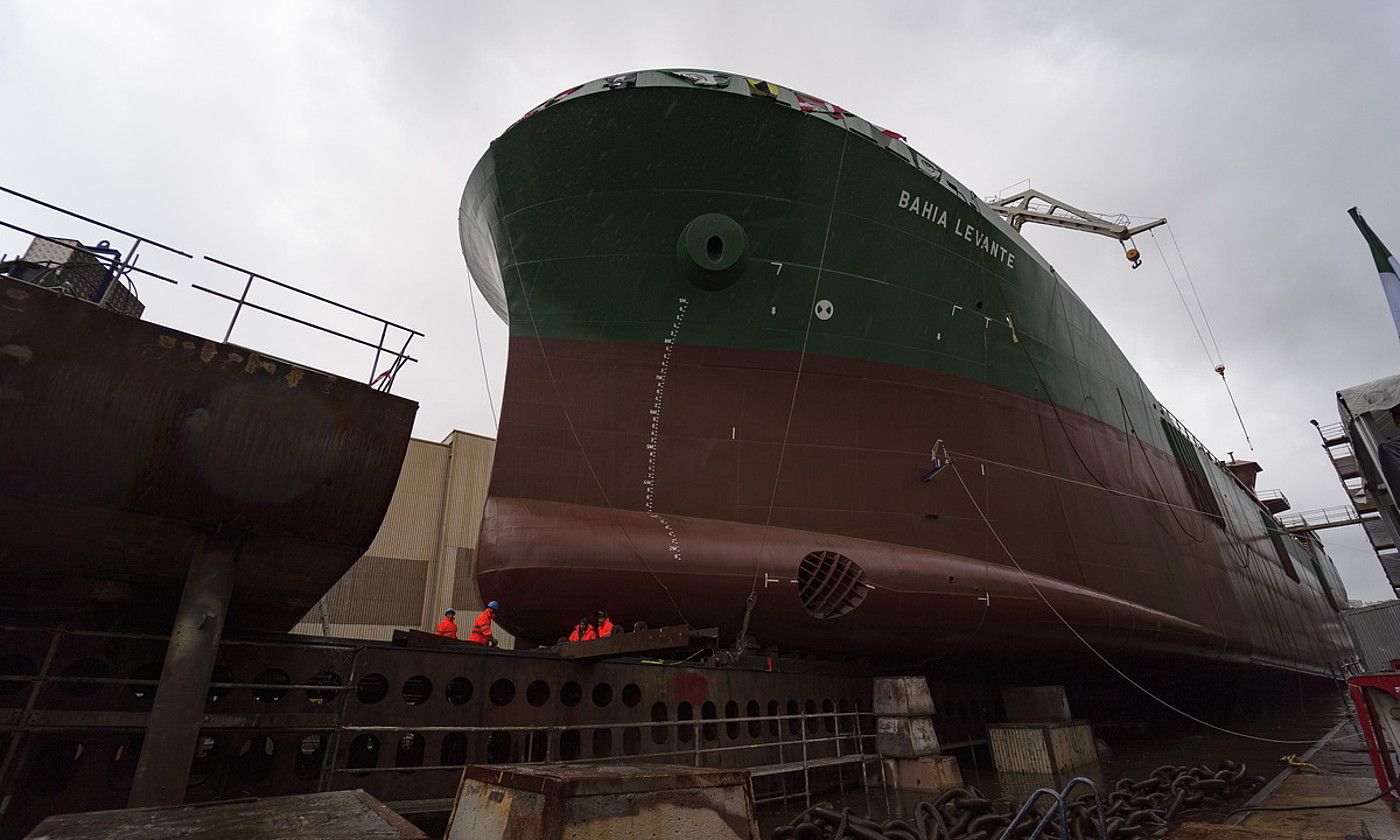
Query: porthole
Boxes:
[
  {"xmin": 441, "ymin": 732, "xmax": 469, "ymax": 766},
  {"xmin": 490, "ymin": 678, "xmax": 515, "ymax": 706},
  {"xmin": 592, "ymin": 682, "xmax": 613, "ymax": 708},
  {"xmin": 105, "ymin": 736, "xmax": 141, "ymax": 792},
  {"xmin": 702, "ymin": 701, "xmax": 718, "ymax": 741},
  {"xmin": 396, "ymin": 732, "xmax": 425, "ymax": 769},
  {"xmin": 838, "ymin": 699, "xmax": 853, "ymax": 733},
  {"xmin": 677, "ymin": 702, "xmax": 695, "ymax": 744},
  {"xmin": 236, "ymin": 736, "xmax": 275, "ymax": 783},
  {"xmin": 526, "ymin": 680, "xmax": 550, "ymax": 707},
  {"xmin": 401, "ymin": 675, "xmax": 432, "ymax": 705},
  {"xmin": 559, "ymin": 729, "xmax": 581, "ymax": 761},
  {"xmin": 295, "ymin": 734, "xmax": 325, "ymax": 781},
  {"xmin": 527, "ymin": 729, "xmax": 548, "ymax": 762},
  {"xmin": 252, "ymin": 669, "xmax": 290, "ymax": 703},
  {"xmin": 725, "ymin": 700, "xmax": 740, "ymax": 740},
  {"xmin": 560, "ymin": 681, "xmax": 582, "ymax": 707},
  {"xmin": 592, "ymin": 728, "xmax": 612, "ymax": 758},
  {"xmin": 622, "ymin": 683, "xmax": 642, "ymax": 708},
  {"xmin": 129, "ymin": 662, "xmax": 163, "ymax": 701},
  {"xmin": 208, "ymin": 664, "xmax": 235, "ymax": 703},
  {"xmin": 747, "ymin": 701, "xmax": 762, "ymax": 738},
  {"xmin": 767, "ymin": 700, "xmax": 781, "ymax": 736},
  {"xmin": 306, "ymin": 670, "xmax": 340, "ymax": 704},
  {"xmin": 446, "ymin": 677, "xmax": 473, "ymax": 706},
  {"xmin": 486, "ymin": 731, "xmax": 512, "ymax": 763},
  {"xmin": 822, "ymin": 699, "xmax": 836, "ymax": 734},
  {"xmin": 356, "ymin": 673, "xmax": 388, "ymax": 704},
  {"xmin": 804, "ymin": 699, "xmax": 819, "ymax": 735},
  {"xmin": 347, "ymin": 734, "xmax": 379, "ymax": 776},
  {"xmin": 623, "ymin": 727, "xmax": 641, "ymax": 756},
  {"xmin": 188, "ymin": 736, "xmax": 218, "ymax": 788},
  {"xmin": 786, "ymin": 700, "xmax": 800, "ymax": 736}
]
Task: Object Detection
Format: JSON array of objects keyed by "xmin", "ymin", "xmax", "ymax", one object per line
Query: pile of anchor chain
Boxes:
[{"xmin": 771, "ymin": 761, "xmax": 1267, "ymax": 840}]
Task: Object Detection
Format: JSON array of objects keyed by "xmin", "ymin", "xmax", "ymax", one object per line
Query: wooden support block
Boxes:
[
  {"xmin": 876, "ymin": 715, "xmax": 940, "ymax": 758},
  {"xmin": 988, "ymin": 721, "xmax": 1097, "ymax": 774},
  {"xmin": 873, "ymin": 677, "xmax": 936, "ymax": 717},
  {"xmin": 445, "ymin": 762, "xmax": 758, "ymax": 840},
  {"xmin": 881, "ymin": 755, "xmax": 963, "ymax": 793}
]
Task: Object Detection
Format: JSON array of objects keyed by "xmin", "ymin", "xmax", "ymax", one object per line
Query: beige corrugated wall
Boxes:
[{"xmin": 292, "ymin": 431, "xmax": 510, "ymax": 647}]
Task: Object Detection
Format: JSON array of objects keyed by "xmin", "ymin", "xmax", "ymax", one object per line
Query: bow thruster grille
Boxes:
[{"xmin": 796, "ymin": 551, "xmax": 868, "ymax": 619}]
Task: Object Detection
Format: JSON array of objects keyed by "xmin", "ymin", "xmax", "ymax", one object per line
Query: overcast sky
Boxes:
[{"xmin": 3, "ymin": 1, "xmax": 1398, "ymax": 599}]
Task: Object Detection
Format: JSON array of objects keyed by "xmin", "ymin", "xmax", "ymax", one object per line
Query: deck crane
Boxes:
[{"xmin": 986, "ymin": 188, "xmax": 1165, "ymax": 268}]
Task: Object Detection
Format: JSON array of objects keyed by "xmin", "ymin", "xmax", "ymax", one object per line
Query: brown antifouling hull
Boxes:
[
  {"xmin": 480, "ymin": 337, "xmax": 1351, "ymax": 674},
  {"xmin": 0, "ymin": 277, "xmax": 417, "ymax": 631}
]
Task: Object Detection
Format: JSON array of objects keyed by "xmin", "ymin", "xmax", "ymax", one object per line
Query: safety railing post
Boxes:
[
  {"xmin": 370, "ymin": 321, "xmax": 388, "ymax": 383},
  {"xmin": 223, "ymin": 273, "xmax": 255, "ymax": 343},
  {"xmin": 800, "ymin": 712, "xmax": 811, "ymax": 809}
]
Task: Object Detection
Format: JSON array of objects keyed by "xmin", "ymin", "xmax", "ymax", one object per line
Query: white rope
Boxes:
[
  {"xmin": 1150, "ymin": 229, "xmax": 1215, "ymax": 366},
  {"xmin": 948, "ymin": 458, "xmax": 1355, "ymax": 746},
  {"xmin": 465, "ymin": 274, "xmax": 499, "ymax": 433},
  {"xmin": 1149, "ymin": 228, "xmax": 1252, "ymax": 449},
  {"xmin": 1166, "ymin": 223, "xmax": 1225, "ymax": 363},
  {"xmin": 750, "ymin": 130, "xmax": 852, "ymax": 595}
]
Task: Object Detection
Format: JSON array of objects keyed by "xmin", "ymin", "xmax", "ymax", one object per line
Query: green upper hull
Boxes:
[{"xmin": 466, "ymin": 74, "xmax": 1160, "ymax": 444}]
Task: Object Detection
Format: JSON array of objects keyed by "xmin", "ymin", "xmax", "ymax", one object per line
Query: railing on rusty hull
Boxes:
[{"xmin": 0, "ymin": 184, "xmax": 422, "ymax": 394}]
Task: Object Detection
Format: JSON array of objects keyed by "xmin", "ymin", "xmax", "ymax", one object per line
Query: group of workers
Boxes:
[
  {"xmin": 431, "ymin": 601, "xmax": 619, "ymax": 646},
  {"xmin": 433, "ymin": 601, "xmax": 499, "ymax": 646},
  {"xmin": 567, "ymin": 609, "xmax": 616, "ymax": 641}
]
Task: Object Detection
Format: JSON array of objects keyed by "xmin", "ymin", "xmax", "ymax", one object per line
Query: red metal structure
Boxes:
[{"xmin": 1348, "ymin": 673, "xmax": 1400, "ymax": 803}]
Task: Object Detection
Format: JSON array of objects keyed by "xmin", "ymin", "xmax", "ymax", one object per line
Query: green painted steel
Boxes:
[{"xmin": 472, "ymin": 79, "xmax": 1160, "ymax": 448}]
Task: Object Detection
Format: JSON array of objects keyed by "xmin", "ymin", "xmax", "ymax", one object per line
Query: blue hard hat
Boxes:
[{"xmin": 487, "ymin": 600, "xmax": 500, "ymax": 610}]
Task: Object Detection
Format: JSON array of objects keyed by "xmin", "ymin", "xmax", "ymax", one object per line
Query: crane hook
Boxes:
[{"xmin": 1123, "ymin": 238, "xmax": 1142, "ymax": 269}]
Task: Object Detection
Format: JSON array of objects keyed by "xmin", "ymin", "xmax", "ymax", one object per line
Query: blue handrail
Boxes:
[{"xmin": 999, "ymin": 776, "xmax": 1108, "ymax": 840}]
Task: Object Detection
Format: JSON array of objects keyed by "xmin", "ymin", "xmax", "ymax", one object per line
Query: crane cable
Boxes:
[{"xmin": 1149, "ymin": 227, "xmax": 1253, "ymax": 450}]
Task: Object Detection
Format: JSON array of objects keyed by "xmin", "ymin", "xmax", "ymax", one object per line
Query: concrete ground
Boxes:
[{"xmin": 1171, "ymin": 721, "xmax": 1400, "ymax": 839}]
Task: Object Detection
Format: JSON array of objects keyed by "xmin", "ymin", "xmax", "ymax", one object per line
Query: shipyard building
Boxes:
[{"xmin": 291, "ymin": 430, "xmax": 513, "ymax": 648}]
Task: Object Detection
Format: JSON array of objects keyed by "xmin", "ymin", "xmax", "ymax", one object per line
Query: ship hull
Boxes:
[
  {"xmin": 461, "ymin": 70, "xmax": 1352, "ymax": 675},
  {"xmin": 0, "ymin": 275, "xmax": 417, "ymax": 632}
]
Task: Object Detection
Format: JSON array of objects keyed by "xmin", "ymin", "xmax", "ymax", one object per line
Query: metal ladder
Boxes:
[{"xmin": 1000, "ymin": 777, "xmax": 1109, "ymax": 840}]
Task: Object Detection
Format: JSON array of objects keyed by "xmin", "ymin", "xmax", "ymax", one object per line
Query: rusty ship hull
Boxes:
[
  {"xmin": 0, "ymin": 274, "xmax": 417, "ymax": 632},
  {"xmin": 460, "ymin": 70, "xmax": 1352, "ymax": 675}
]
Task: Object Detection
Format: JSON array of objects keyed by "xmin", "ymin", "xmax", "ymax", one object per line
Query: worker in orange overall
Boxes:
[
  {"xmin": 568, "ymin": 616, "xmax": 597, "ymax": 642},
  {"xmin": 594, "ymin": 609, "xmax": 616, "ymax": 638},
  {"xmin": 468, "ymin": 601, "xmax": 499, "ymax": 646},
  {"xmin": 434, "ymin": 608, "xmax": 458, "ymax": 639}
]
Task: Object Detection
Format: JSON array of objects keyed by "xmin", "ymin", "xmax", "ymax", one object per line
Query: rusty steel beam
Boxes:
[
  {"xmin": 553, "ymin": 625, "xmax": 718, "ymax": 660},
  {"xmin": 128, "ymin": 533, "xmax": 240, "ymax": 807}
]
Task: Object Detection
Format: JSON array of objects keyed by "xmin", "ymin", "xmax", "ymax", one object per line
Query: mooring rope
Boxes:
[{"xmin": 948, "ymin": 457, "xmax": 1356, "ymax": 746}]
